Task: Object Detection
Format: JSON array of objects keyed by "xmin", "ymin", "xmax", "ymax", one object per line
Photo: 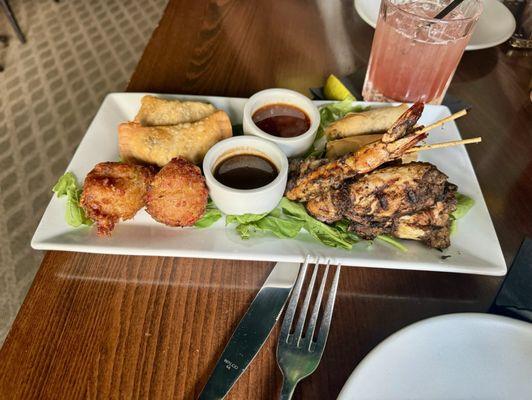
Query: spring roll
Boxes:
[
  {"xmin": 134, "ymin": 95, "xmax": 217, "ymax": 126},
  {"xmin": 324, "ymin": 104, "xmax": 409, "ymax": 139},
  {"xmin": 119, "ymin": 110, "xmax": 232, "ymax": 166},
  {"xmin": 326, "ymin": 134, "xmax": 382, "ymax": 159},
  {"xmin": 326, "ymin": 134, "xmax": 417, "ymax": 163}
]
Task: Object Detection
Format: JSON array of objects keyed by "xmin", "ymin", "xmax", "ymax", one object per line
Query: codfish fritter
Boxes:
[
  {"xmin": 80, "ymin": 162, "xmax": 155, "ymax": 236},
  {"xmin": 146, "ymin": 157, "xmax": 208, "ymax": 227}
]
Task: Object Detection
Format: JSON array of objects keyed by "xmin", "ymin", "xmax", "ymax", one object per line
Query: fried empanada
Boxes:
[
  {"xmin": 134, "ymin": 95, "xmax": 216, "ymax": 126},
  {"xmin": 119, "ymin": 110, "xmax": 232, "ymax": 166}
]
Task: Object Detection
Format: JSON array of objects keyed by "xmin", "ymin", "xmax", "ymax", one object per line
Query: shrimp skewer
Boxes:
[
  {"xmin": 382, "ymin": 102, "xmax": 424, "ymax": 143},
  {"xmin": 286, "ymin": 102, "xmax": 426, "ymax": 202}
]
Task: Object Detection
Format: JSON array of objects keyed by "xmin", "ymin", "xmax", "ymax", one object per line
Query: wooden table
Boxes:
[{"xmin": 1, "ymin": 1, "xmax": 531, "ymax": 399}]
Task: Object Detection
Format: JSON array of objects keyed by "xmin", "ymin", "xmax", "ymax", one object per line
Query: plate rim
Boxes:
[{"xmin": 337, "ymin": 312, "xmax": 532, "ymax": 400}]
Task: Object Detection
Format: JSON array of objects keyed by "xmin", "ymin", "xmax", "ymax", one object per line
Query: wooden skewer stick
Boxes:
[
  {"xmin": 406, "ymin": 137, "xmax": 482, "ymax": 153},
  {"xmin": 417, "ymin": 109, "xmax": 468, "ymax": 134}
]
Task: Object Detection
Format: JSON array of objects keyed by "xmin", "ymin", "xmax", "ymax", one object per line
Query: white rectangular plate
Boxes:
[{"xmin": 32, "ymin": 93, "xmax": 507, "ymax": 276}]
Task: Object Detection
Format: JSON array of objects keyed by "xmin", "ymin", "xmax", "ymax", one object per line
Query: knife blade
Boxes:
[{"xmin": 198, "ymin": 261, "xmax": 300, "ymax": 400}]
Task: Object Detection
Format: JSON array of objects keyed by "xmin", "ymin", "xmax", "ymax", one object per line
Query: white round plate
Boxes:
[
  {"xmin": 338, "ymin": 313, "xmax": 532, "ymax": 400},
  {"xmin": 354, "ymin": 0, "xmax": 516, "ymax": 51}
]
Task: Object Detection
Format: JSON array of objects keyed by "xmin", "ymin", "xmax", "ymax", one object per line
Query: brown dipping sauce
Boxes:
[
  {"xmin": 252, "ymin": 103, "xmax": 310, "ymax": 138},
  {"xmin": 214, "ymin": 153, "xmax": 278, "ymax": 190}
]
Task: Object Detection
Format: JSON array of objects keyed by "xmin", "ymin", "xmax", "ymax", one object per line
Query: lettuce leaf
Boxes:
[
  {"xmin": 218, "ymin": 198, "xmax": 412, "ymax": 252},
  {"xmin": 52, "ymin": 172, "xmax": 78, "ymax": 197},
  {"xmin": 227, "ymin": 199, "xmax": 354, "ymax": 249},
  {"xmin": 195, "ymin": 200, "xmax": 222, "ymax": 228},
  {"xmin": 236, "ymin": 215, "xmax": 304, "ymax": 239},
  {"xmin": 333, "ymin": 219, "xmax": 361, "ymax": 243},
  {"xmin": 453, "ymin": 193, "xmax": 475, "ymax": 220},
  {"xmin": 227, "ymin": 206, "xmax": 302, "ymax": 239},
  {"xmin": 376, "ymin": 235, "xmax": 408, "ymax": 252},
  {"xmin": 52, "ymin": 172, "xmax": 92, "ymax": 227},
  {"xmin": 279, "ymin": 198, "xmax": 354, "ymax": 249},
  {"xmin": 226, "ymin": 213, "xmax": 269, "ymax": 225},
  {"xmin": 450, "ymin": 193, "xmax": 475, "ymax": 235},
  {"xmin": 65, "ymin": 190, "xmax": 92, "ymax": 227},
  {"xmin": 303, "ymin": 221, "xmax": 352, "ymax": 249}
]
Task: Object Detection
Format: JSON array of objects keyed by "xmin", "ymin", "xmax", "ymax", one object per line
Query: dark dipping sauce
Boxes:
[
  {"xmin": 252, "ymin": 103, "xmax": 310, "ymax": 138},
  {"xmin": 214, "ymin": 154, "xmax": 278, "ymax": 190}
]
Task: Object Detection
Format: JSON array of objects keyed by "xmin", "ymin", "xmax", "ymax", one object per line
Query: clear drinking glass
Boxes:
[{"xmin": 362, "ymin": 0, "xmax": 483, "ymax": 104}]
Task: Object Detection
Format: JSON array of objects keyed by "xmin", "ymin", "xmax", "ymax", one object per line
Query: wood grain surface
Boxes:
[{"xmin": 1, "ymin": 0, "xmax": 531, "ymax": 399}]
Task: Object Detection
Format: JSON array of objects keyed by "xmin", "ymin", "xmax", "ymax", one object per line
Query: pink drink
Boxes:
[{"xmin": 363, "ymin": 0, "xmax": 482, "ymax": 104}]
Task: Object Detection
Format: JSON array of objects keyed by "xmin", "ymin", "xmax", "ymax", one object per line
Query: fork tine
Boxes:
[
  {"xmin": 293, "ymin": 262, "xmax": 319, "ymax": 346},
  {"xmin": 304, "ymin": 260, "xmax": 330, "ymax": 349},
  {"xmin": 316, "ymin": 264, "xmax": 341, "ymax": 347},
  {"xmin": 279, "ymin": 257, "xmax": 310, "ymax": 343}
]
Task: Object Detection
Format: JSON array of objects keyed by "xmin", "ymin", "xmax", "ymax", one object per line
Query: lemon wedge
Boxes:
[{"xmin": 323, "ymin": 74, "xmax": 356, "ymax": 101}]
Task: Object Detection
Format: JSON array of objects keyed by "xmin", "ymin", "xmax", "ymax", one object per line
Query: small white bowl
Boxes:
[
  {"xmin": 203, "ymin": 136, "xmax": 288, "ymax": 215},
  {"xmin": 243, "ymin": 88, "xmax": 320, "ymax": 158}
]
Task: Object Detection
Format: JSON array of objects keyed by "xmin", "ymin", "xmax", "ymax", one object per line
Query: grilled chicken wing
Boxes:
[
  {"xmin": 305, "ymin": 162, "xmax": 457, "ymax": 249},
  {"xmin": 305, "ymin": 190, "xmax": 343, "ymax": 224},
  {"xmin": 347, "ymin": 181, "xmax": 457, "ymax": 249},
  {"xmin": 306, "ymin": 162, "xmax": 448, "ymax": 221},
  {"xmin": 393, "ymin": 192, "xmax": 456, "ymax": 249},
  {"xmin": 341, "ymin": 162, "xmax": 449, "ymax": 222}
]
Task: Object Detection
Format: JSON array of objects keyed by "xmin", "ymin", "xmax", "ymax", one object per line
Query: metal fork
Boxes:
[{"xmin": 276, "ymin": 258, "xmax": 341, "ymax": 400}]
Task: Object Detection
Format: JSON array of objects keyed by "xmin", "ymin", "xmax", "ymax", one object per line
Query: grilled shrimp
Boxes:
[
  {"xmin": 285, "ymin": 102, "xmax": 426, "ymax": 202},
  {"xmin": 382, "ymin": 102, "xmax": 424, "ymax": 143}
]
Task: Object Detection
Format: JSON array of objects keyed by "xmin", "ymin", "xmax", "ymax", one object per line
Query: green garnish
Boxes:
[
  {"xmin": 235, "ymin": 214, "xmax": 304, "ymax": 240},
  {"xmin": 224, "ymin": 198, "xmax": 360, "ymax": 250},
  {"xmin": 333, "ymin": 219, "xmax": 361, "ymax": 243},
  {"xmin": 217, "ymin": 198, "xmax": 415, "ymax": 251},
  {"xmin": 279, "ymin": 198, "xmax": 355, "ymax": 249},
  {"xmin": 450, "ymin": 193, "xmax": 475, "ymax": 234},
  {"xmin": 226, "ymin": 213, "xmax": 269, "ymax": 225},
  {"xmin": 453, "ymin": 193, "xmax": 475, "ymax": 220},
  {"xmin": 376, "ymin": 235, "xmax": 408, "ymax": 252},
  {"xmin": 52, "ymin": 172, "xmax": 77, "ymax": 197},
  {"xmin": 195, "ymin": 200, "xmax": 222, "ymax": 228},
  {"xmin": 52, "ymin": 172, "xmax": 92, "ymax": 227}
]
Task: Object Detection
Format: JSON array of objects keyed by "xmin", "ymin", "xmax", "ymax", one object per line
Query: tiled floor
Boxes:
[{"xmin": 0, "ymin": 0, "xmax": 167, "ymax": 343}]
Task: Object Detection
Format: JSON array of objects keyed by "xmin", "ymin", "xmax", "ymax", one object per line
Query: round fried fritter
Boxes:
[
  {"xmin": 146, "ymin": 157, "xmax": 208, "ymax": 227},
  {"xmin": 80, "ymin": 162, "xmax": 155, "ymax": 236}
]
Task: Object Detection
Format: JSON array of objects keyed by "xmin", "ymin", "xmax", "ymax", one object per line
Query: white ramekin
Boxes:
[
  {"xmin": 242, "ymin": 88, "xmax": 320, "ymax": 158},
  {"xmin": 203, "ymin": 136, "xmax": 288, "ymax": 215}
]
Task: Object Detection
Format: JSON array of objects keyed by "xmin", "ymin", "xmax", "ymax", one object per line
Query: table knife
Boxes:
[{"xmin": 198, "ymin": 261, "xmax": 300, "ymax": 400}]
